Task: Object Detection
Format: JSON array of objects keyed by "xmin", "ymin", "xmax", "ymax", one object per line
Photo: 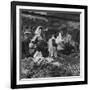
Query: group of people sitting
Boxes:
[{"xmin": 22, "ymin": 25, "xmax": 79, "ymax": 59}]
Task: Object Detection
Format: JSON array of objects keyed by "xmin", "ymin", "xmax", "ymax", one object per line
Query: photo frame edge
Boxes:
[{"xmin": 11, "ymin": 1, "xmax": 88, "ymax": 89}]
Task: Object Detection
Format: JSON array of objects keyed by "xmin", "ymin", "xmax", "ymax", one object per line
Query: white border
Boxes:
[{"xmin": 16, "ymin": 6, "xmax": 85, "ymax": 85}]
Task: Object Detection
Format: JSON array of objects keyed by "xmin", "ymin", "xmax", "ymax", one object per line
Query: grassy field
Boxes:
[{"xmin": 20, "ymin": 53, "xmax": 80, "ymax": 79}]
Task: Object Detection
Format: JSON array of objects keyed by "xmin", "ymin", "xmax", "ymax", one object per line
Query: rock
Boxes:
[{"xmin": 52, "ymin": 62, "xmax": 62, "ymax": 67}]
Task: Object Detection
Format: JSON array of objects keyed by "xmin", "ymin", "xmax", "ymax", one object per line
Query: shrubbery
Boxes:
[{"xmin": 20, "ymin": 54, "xmax": 80, "ymax": 79}]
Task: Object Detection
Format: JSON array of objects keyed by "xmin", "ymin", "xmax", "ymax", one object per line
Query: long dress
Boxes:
[{"xmin": 48, "ymin": 36, "xmax": 57, "ymax": 57}]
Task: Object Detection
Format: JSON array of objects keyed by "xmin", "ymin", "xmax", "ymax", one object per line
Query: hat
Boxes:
[{"xmin": 24, "ymin": 30, "xmax": 31, "ymax": 34}]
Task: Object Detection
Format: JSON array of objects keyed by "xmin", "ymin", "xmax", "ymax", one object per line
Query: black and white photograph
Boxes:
[
  {"xmin": 11, "ymin": 1, "xmax": 87, "ymax": 89},
  {"xmin": 20, "ymin": 9, "xmax": 80, "ymax": 79}
]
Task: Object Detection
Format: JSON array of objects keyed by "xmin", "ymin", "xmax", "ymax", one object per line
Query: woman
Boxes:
[{"xmin": 48, "ymin": 35, "xmax": 57, "ymax": 57}]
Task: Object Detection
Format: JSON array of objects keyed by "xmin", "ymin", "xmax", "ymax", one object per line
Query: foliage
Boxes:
[{"xmin": 20, "ymin": 53, "xmax": 80, "ymax": 79}]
